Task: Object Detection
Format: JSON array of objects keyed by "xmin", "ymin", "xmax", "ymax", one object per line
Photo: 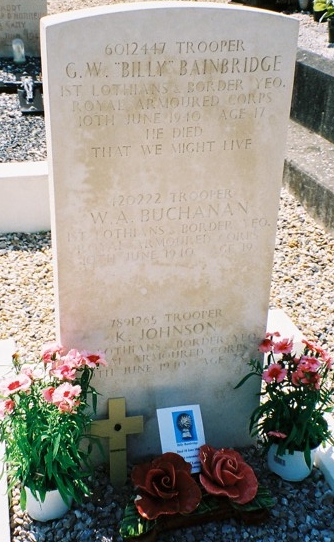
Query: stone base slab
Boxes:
[{"xmin": 0, "ymin": 161, "xmax": 49, "ymax": 234}]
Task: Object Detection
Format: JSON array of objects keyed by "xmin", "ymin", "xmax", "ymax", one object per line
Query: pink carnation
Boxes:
[
  {"xmin": 307, "ymin": 373, "xmax": 321, "ymax": 389},
  {"xmin": 291, "ymin": 371, "xmax": 301, "ymax": 386},
  {"xmin": 80, "ymin": 350, "xmax": 107, "ymax": 368},
  {"xmin": 0, "ymin": 373, "xmax": 32, "ymax": 397},
  {"xmin": 292, "ymin": 368, "xmax": 321, "ymax": 389},
  {"xmin": 302, "ymin": 340, "xmax": 332, "ymax": 368},
  {"xmin": 258, "ymin": 338, "xmax": 273, "ymax": 353},
  {"xmin": 0, "ymin": 399, "xmax": 15, "ymax": 420},
  {"xmin": 51, "ymin": 382, "xmax": 82, "ymax": 413},
  {"xmin": 273, "ymin": 338, "xmax": 293, "ymax": 355},
  {"xmin": 21, "ymin": 365, "xmax": 45, "ymax": 380},
  {"xmin": 302, "ymin": 339, "xmax": 325, "ymax": 355},
  {"xmin": 41, "ymin": 342, "xmax": 63, "ymax": 364},
  {"xmin": 42, "ymin": 382, "xmax": 81, "ymax": 412},
  {"xmin": 263, "ymin": 363, "xmax": 287, "ymax": 384},
  {"xmin": 60, "ymin": 349, "xmax": 83, "ymax": 369},
  {"xmin": 321, "ymin": 350, "xmax": 333, "ymax": 371},
  {"xmin": 42, "ymin": 386, "xmax": 55, "ymax": 402},
  {"xmin": 50, "ymin": 364, "xmax": 77, "ymax": 381},
  {"xmin": 267, "ymin": 431, "xmax": 287, "ymax": 439},
  {"xmin": 298, "ymin": 356, "xmax": 321, "ymax": 373},
  {"xmin": 322, "ymin": 353, "xmax": 333, "ymax": 370},
  {"xmin": 57, "ymin": 349, "xmax": 107, "ymax": 371}
]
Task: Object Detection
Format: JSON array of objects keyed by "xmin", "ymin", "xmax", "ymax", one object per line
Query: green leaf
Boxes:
[
  {"xmin": 230, "ymin": 485, "xmax": 274, "ymax": 512},
  {"xmin": 119, "ymin": 498, "xmax": 157, "ymax": 539},
  {"xmin": 20, "ymin": 486, "xmax": 27, "ymax": 511},
  {"xmin": 91, "ymin": 389, "xmax": 98, "ymax": 414},
  {"xmin": 234, "ymin": 372, "xmax": 257, "ymax": 389},
  {"xmin": 119, "ymin": 486, "xmax": 274, "ymax": 539},
  {"xmin": 45, "ymin": 447, "xmax": 54, "ymax": 480},
  {"xmin": 52, "ymin": 433, "xmax": 61, "ymax": 459},
  {"xmin": 186, "ymin": 493, "xmax": 221, "ymax": 516}
]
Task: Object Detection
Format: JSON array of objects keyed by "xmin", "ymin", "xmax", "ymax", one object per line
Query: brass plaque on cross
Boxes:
[{"xmin": 90, "ymin": 397, "xmax": 144, "ymax": 487}]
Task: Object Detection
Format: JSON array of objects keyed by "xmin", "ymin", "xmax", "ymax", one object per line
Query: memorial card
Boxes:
[{"xmin": 157, "ymin": 404, "xmax": 205, "ymax": 472}]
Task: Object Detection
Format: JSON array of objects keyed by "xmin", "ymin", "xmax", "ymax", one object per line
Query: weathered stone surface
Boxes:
[{"xmin": 41, "ymin": 3, "xmax": 298, "ymax": 459}]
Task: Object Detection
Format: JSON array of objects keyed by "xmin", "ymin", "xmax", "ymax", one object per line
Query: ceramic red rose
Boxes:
[
  {"xmin": 131, "ymin": 452, "xmax": 202, "ymax": 520},
  {"xmin": 199, "ymin": 445, "xmax": 258, "ymax": 505}
]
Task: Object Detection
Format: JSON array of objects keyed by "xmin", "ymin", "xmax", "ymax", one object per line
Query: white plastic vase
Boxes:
[
  {"xmin": 267, "ymin": 444, "xmax": 316, "ymax": 482},
  {"xmin": 25, "ymin": 487, "xmax": 72, "ymax": 522}
]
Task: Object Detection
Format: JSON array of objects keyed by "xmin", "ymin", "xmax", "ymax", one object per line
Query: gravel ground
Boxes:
[{"xmin": 1, "ymin": 2, "xmax": 334, "ymax": 542}]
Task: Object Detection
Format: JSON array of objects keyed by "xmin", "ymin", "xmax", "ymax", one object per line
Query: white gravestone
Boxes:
[
  {"xmin": 0, "ymin": 0, "xmax": 47, "ymax": 58},
  {"xmin": 41, "ymin": 3, "xmax": 299, "ymax": 460}
]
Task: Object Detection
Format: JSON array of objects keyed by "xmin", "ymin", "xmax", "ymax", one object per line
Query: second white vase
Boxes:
[
  {"xmin": 267, "ymin": 444, "xmax": 316, "ymax": 482},
  {"xmin": 25, "ymin": 487, "xmax": 73, "ymax": 522}
]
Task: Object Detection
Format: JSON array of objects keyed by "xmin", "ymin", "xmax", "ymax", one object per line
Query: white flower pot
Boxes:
[
  {"xmin": 25, "ymin": 487, "xmax": 72, "ymax": 522},
  {"xmin": 267, "ymin": 444, "xmax": 316, "ymax": 482}
]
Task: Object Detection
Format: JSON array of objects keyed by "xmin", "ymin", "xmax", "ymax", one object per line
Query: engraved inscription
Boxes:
[
  {"xmin": 58, "ymin": 35, "xmax": 286, "ymax": 266},
  {"xmin": 94, "ymin": 308, "xmax": 258, "ymax": 378},
  {"xmin": 59, "ymin": 37, "xmax": 286, "ymax": 141},
  {"xmin": 65, "ymin": 183, "xmax": 274, "ymax": 267}
]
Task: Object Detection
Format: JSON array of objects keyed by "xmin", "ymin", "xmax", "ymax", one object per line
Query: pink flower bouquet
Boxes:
[
  {"xmin": 0, "ymin": 342, "xmax": 106, "ymax": 507},
  {"xmin": 235, "ymin": 333, "xmax": 334, "ymax": 465}
]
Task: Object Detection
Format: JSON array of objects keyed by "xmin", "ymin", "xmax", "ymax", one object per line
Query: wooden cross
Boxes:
[{"xmin": 90, "ymin": 397, "xmax": 144, "ymax": 488}]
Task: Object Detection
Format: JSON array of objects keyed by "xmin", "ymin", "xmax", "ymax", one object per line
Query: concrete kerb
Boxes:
[
  {"xmin": 0, "ymin": 161, "xmax": 49, "ymax": 234},
  {"xmin": 284, "ymin": 120, "xmax": 334, "ymax": 233}
]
